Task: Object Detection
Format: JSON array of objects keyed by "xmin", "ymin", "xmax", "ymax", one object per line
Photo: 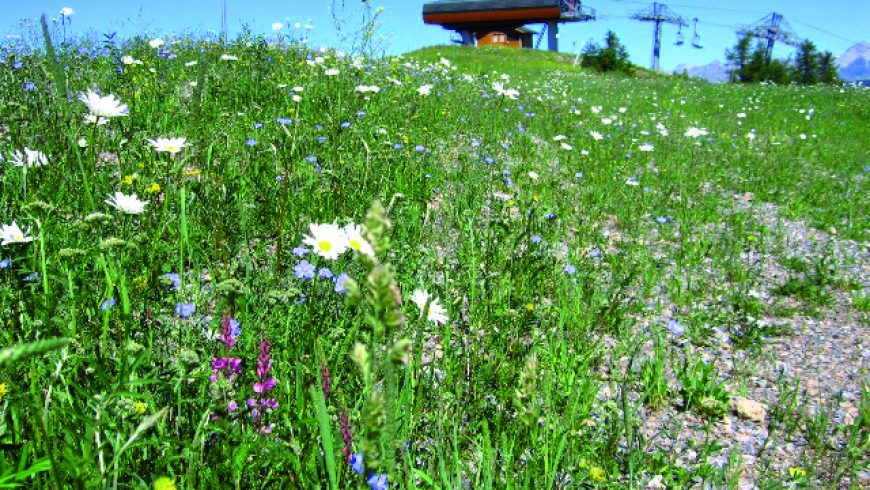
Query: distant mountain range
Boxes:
[
  {"xmin": 670, "ymin": 42, "xmax": 870, "ymax": 83},
  {"xmin": 672, "ymin": 60, "xmax": 728, "ymax": 83},
  {"xmin": 837, "ymin": 42, "xmax": 870, "ymax": 82}
]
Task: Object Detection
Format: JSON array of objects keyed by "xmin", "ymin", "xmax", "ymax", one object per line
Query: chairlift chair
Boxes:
[
  {"xmin": 691, "ymin": 18, "xmax": 703, "ymax": 48},
  {"xmin": 674, "ymin": 25, "xmax": 685, "ymax": 46}
]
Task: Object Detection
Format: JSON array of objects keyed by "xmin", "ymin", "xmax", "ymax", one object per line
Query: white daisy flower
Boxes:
[
  {"xmin": 303, "ymin": 223, "xmax": 349, "ymax": 260},
  {"xmin": 343, "ymin": 224, "xmax": 375, "ymax": 259},
  {"xmin": 684, "ymin": 127, "xmax": 708, "ymax": 138},
  {"xmin": 639, "ymin": 143, "xmax": 654, "ymax": 152},
  {"xmin": 78, "ymin": 90, "xmax": 128, "ymax": 121},
  {"xmin": 8, "ymin": 147, "xmax": 49, "ymax": 167},
  {"xmin": 105, "ymin": 192, "xmax": 148, "ymax": 215},
  {"xmin": 148, "ymin": 38, "xmax": 165, "ymax": 49},
  {"xmin": 409, "ymin": 289, "xmax": 448, "ymax": 325},
  {"xmin": 1, "ymin": 221, "xmax": 35, "ymax": 246},
  {"xmin": 148, "ymin": 137, "xmax": 188, "ymax": 155},
  {"xmin": 417, "ymin": 84, "xmax": 433, "ymax": 96}
]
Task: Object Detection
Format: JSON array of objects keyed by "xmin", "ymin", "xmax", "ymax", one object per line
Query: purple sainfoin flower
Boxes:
[
  {"xmin": 351, "ymin": 452, "xmax": 364, "ymax": 474},
  {"xmin": 340, "ymin": 411, "xmax": 354, "ymax": 460},
  {"xmin": 367, "ymin": 473, "xmax": 388, "ymax": 490},
  {"xmin": 250, "ymin": 338, "xmax": 277, "ymax": 434},
  {"xmin": 175, "ymin": 302, "xmax": 196, "ymax": 319},
  {"xmin": 220, "ymin": 313, "xmax": 238, "ymax": 350},
  {"xmin": 294, "ymin": 260, "xmax": 316, "ymax": 280}
]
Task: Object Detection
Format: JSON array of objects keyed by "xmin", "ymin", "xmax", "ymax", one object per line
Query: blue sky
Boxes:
[{"xmin": 1, "ymin": 1, "xmax": 867, "ymax": 71}]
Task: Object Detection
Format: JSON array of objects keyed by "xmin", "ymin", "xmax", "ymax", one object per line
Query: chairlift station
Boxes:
[{"xmin": 422, "ymin": 0, "xmax": 596, "ymax": 52}]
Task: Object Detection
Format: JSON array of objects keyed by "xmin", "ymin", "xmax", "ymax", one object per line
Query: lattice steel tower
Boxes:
[
  {"xmin": 738, "ymin": 12, "xmax": 802, "ymax": 61},
  {"xmin": 630, "ymin": 3, "xmax": 688, "ymax": 71}
]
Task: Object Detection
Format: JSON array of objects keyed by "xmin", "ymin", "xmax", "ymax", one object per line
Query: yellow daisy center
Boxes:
[
  {"xmin": 166, "ymin": 145, "xmax": 177, "ymax": 152},
  {"xmin": 317, "ymin": 240, "xmax": 333, "ymax": 252},
  {"xmin": 349, "ymin": 239, "xmax": 361, "ymax": 250}
]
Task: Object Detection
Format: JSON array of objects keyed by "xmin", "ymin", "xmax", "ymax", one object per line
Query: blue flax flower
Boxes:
[
  {"xmin": 294, "ymin": 260, "xmax": 316, "ymax": 280},
  {"xmin": 367, "ymin": 473, "xmax": 388, "ymax": 490},
  {"xmin": 175, "ymin": 302, "xmax": 196, "ymax": 319},
  {"xmin": 292, "ymin": 246, "xmax": 309, "ymax": 256},
  {"xmin": 333, "ymin": 272, "xmax": 349, "ymax": 294},
  {"xmin": 318, "ymin": 267, "xmax": 333, "ymax": 279},
  {"xmin": 350, "ymin": 453, "xmax": 364, "ymax": 474},
  {"xmin": 164, "ymin": 273, "xmax": 182, "ymax": 291},
  {"xmin": 101, "ymin": 297, "xmax": 116, "ymax": 311},
  {"xmin": 564, "ymin": 264, "xmax": 576, "ymax": 275}
]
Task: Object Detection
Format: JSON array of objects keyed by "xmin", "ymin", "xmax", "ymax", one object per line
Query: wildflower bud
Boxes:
[
  {"xmin": 388, "ymin": 338, "xmax": 411, "ymax": 365},
  {"xmin": 343, "ymin": 277, "xmax": 361, "ymax": 306},
  {"xmin": 351, "ymin": 342, "xmax": 370, "ymax": 380}
]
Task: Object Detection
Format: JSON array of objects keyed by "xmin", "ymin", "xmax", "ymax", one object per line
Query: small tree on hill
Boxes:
[
  {"xmin": 581, "ymin": 31, "xmax": 632, "ymax": 74},
  {"xmin": 817, "ymin": 51, "xmax": 840, "ymax": 84},
  {"xmin": 794, "ymin": 40, "xmax": 820, "ymax": 85},
  {"xmin": 725, "ymin": 34, "xmax": 753, "ymax": 82}
]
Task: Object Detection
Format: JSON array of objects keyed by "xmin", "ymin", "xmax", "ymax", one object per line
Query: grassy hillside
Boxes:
[{"xmin": 0, "ymin": 37, "xmax": 867, "ymax": 489}]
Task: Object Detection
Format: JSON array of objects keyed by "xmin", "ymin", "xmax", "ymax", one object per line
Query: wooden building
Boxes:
[
  {"xmin": 423, "ymin": 0, "xmax": 595, "ymax": 52},
  {"xmin": 476, "ymin": 26, "xmax": 535, "ymax": 48}
]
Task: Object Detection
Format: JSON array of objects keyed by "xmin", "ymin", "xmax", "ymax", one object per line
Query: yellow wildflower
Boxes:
[
  {"xmin": 146, "ymin": 182, "xmax": 161, "ymax": 194},
  {"xmin": 788, "ymin": 467, "xmax": 807, "ymax": 478},
  {"xmin": 525, "ymin": 303, "xmax": 535, "ymax": 312},
  {"xmin": 153, "ymin": 477, "xmax": 177, "ymax": 490},
  {"xmin": 121, "ymin": 175, "xmax": 134, "ymax": 185},
  {"xmin": 589, "ymin": 466, "xmax": 606, "ymax": 483},
  {"xmin": 133, "ymin": 401, "xmax": 147, "ymax": 415},
  {"xmin": 133, "ymin": 275, "xmax": 148, "ymax": 289},
  {"xmin": 0, "ymin": 383, "xmax": 7, "ymax": 402}
]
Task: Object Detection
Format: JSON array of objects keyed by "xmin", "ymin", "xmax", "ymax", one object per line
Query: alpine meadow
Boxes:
[{"xmin": 0, "ymin": 5, "xmax": 869, "ymax": 490}]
